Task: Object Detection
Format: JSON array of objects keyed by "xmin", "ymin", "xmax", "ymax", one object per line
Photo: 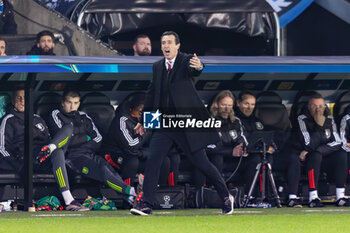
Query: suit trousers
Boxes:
[{"xmin": 143, "ymin": 131, "xmax": 230, "ymax": 206}]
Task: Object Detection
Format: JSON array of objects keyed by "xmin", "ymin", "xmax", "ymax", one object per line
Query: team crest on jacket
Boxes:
[
  {"xmin": 229, "ymin": 130, "xmax": 238, "ymax": 140},
  {"xmin": 325, "ymin": 129, "xmax": 331, "ymax": 139},
  {"xmin": 35, "ymin": 123, "xmax": 45, "ymax": 132},
  {"xmin": 256, "ymin": 122, "xmax": 264, "ymax": 130}
]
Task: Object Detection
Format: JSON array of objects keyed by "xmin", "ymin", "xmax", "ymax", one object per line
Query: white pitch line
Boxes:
[
  {"xmin": 303, "ymin": 209, "xmax": 350, "ymax": 213},
  {"xmin": 156, "ymin": 212, "xmax": 173, "ymax": 215},
  {"xmin": 234, "ymin": 211, "xmax": 263, "ymax": 214},
  {"xmin": 34, "ymin": 214, "xmax": 83, "ymax": 217}
]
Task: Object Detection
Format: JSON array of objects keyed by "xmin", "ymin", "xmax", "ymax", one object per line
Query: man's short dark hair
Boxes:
[
  {"xmin": 36, "ymin": 30, "xmax": 55, "ymax": 43},
  {"xmin": 238, "ymin": 91, "xmax": 255, "ymax": 102},
  {"xmin": 308, "ymin": 92, "xmax": 324, "ymax": 103},
  {"xmin": 62, "ymin": 89, "xmax": 80, "ymax": 101},
  {"xmin": 129, "ymin": 93, "xmax": 145, "ymax": 111},
  {"xmin": 12, "ymin": 83, "xmax": 25, "ymax": 100},
  {"xmin": 161, "ymin": 31, "xmax": 180, "ymax": 45},
  {"xmin": 133, "ymin": 34, "xmax": 150, "ymax": 45}
]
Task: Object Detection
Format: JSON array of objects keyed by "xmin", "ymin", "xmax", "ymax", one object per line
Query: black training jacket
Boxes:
[
  {"xmin": 291, "ymin": 107, "xmax": 342, "ymax": 154},
  {"xmin": 0, "ymin": 106, "xmax": 50, "ymax": 171},
  {"xmin": 102, "ymin": 112, "xmax": 150, "ymax": 158},
  {"xmin": 234, "ymin": 108, "xmax": 266, "ymax": 138},
  {"xmin": 206, "ymin": 116, "xmax": 247, "ymax": 154},
  {"xmin": 47, "ymin": 107, "xmax": 102, "ymax": 154}
]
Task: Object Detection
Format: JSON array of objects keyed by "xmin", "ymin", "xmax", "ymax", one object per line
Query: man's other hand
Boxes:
[{"xmin": 134, "ymin": 123, "xmax": 145, "ymax": 136}]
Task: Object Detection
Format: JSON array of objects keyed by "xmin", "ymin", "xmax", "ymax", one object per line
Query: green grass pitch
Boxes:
[{"xmin": 1, "ymin": 207, "xmax": 350, "ymax": 233}]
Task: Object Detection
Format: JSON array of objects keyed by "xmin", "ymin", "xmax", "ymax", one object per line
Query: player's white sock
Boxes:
[
  {"xmin": 62, "ymin": 190, "xmax": 75, "ymax": 205},
  {"xmin": 289, "ymin": 194, "xmax": 297, "ymax": 200},
  {"xmin": 130, "ymin": 187, "xmax": 136, "ymax": 196},
  {"xmin": 48, "ymin": 144, "xmax": 57, "ymax": 154},
  {"xmin": 336, "ymin": 188, "xmax": 345, "ymax": 200},
  {"xmin": 309, "ymin": 190, "xmax": 319, "ymax": 202}
]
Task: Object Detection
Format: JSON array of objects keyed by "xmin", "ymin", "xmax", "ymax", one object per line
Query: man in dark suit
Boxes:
[{"xmin": 130, "ymin": 31, "xmax": 234, "ymax": 215}]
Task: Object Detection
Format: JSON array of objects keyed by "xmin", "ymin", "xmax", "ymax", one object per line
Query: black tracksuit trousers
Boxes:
[{"xmin": 143, "ymin": 131, "xmax": 230, "ymax": 207}]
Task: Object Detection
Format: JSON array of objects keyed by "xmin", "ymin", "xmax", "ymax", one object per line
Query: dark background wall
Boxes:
[{"xmin": 286, "ymin": 3, "xmax": 350, "ymax": 56}]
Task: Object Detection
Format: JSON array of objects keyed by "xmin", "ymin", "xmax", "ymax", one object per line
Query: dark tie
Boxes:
[{"xmin": 167, "ymin": 61, "xmax": 172, "ymax": 72}]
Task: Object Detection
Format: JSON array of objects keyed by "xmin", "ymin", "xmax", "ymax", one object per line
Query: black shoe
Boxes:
[
  {"xmin": 335, "ymin": 197, "xmax": 350, "ymax": 207},
  {"xmin": 286, "ymin": 198, "xmax": 302, "ymax": 208},
  {"xmin": 308, "ymin": 198, "xmax": 324, "ymax": 208},
  {"xmin": 130, "ymin": 195, "xmax": 152, "ymax": 216},
  {"xmin": 222, "ymin": 194, "xmax": 234, "ymax": 215}
]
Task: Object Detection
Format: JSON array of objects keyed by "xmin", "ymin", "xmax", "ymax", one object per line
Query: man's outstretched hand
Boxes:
[{"xmin": 189, "ymin": 53, "xmax": 203, "ymax": 70}]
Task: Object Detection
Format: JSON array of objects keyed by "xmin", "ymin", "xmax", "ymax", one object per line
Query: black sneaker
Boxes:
[
  {"xmin": 222, "ymin": 194, "xmax": 234, "ymax": 215},
  {"xmin": 308, "ymin": 198, "xmax": 324, "ymax": 208},
  {"xmin": 335, "ymin": 197, "xmax": 350, "ymax": 207},
  {"xmin": 130, "ymin": 194, "xmax": 152, "ymax": 216},
  {"xmin": 66, "ymin": 200, "xmax": 90, "ymax": 211},
  {"xmin": 286, "ymin": 198, "xmax": 303, "ymax": 208}
]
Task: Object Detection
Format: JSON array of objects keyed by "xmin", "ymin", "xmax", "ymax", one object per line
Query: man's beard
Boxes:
[
  {"xmin": 38, "ymin": 47, "xmax": 55, "ymax": 55},
  {"xmin": 138, "ymin": 48, "xmax": 151, "ymax": 56}
]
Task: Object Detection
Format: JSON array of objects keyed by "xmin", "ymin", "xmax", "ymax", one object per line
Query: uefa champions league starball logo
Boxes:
[{"xmin": 164, "ymin": 195, "xmax": 171, "ymax": 202}]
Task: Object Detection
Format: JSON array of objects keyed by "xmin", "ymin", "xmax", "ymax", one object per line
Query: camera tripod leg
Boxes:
[
  {"xmin": 261, "ymin": 164, "xmax": 266, "ymax": 201},
  {"xmin": 242, "ymin": 162, "xmax": 262, "ymax": 208},
  {"xmin": 266, "ymin": 163, "xmax": 282, "ymax": 208}
]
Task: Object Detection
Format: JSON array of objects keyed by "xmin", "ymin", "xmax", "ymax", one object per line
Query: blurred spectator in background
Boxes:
[
  {"xmin": 0, "ymin": 39, "xmax": 6, "ymax": 56},
  {"xmin": 0, "ymin": 0, "xmax": 17, "ymax": 34},
  {"xmin": 133, "ymin": 34, "xmax": 152, "ymax": 56},
  {"xmin": 27, "ymin": 30, "xmax": 56, "ymax": 55}
]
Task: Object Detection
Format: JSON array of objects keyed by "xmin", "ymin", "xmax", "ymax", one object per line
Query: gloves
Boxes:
[{"xmin": 37, "ymin": 146, "xmax": 51, "ymax": 163}]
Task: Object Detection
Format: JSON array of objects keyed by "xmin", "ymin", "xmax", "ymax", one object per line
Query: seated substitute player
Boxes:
[
  {"xmin": 289, "ymin": 93, "xmax": 349, "ymax": 207},
  {"xmin": 101, "ymin": 93, "xmax": 180, "ymax": 186},
  {"xmin": 235, "ymin": 91, "xmax": 301, "ymax": 207},
  {"xmin": 195, "ymin": 90, "xmax": 252, "ymax": 196},
  {"xmin": 0, "ymin": 87, "xmax": 89, "ymax": 211},
  {"xmin": 45, "ymin": 89, "xmax": 137, "ymax": 203},
  {"xmin": 338, "ymin": 105, "xmax": 350, "ymax": 182}
]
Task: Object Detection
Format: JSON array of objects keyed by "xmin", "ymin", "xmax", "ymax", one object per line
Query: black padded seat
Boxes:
[
  {"xmin": 255, "ymin": 91, "xmax": 291, "ymax": 149},
  {"xmin": 290, "ymin": 91, "xmax": 319, "ymax": 128},
  {"xmin": 256, "ymin": 91, "xmax": 282, "ymax": 104},
  {"xmin": 35, "ymin": 92, "xmax": 62, "ymax": 123},
  {"xmin": 80, "ymin": 92, "xmax": 115, "ymax": 137}
]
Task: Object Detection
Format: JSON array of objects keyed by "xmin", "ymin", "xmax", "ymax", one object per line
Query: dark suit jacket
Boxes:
[{"xmin": 144, "ymin": 52, "xmax": 220, "ymax": 153}]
